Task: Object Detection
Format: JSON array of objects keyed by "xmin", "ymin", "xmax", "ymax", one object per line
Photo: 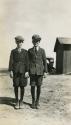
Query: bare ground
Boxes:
[{"xmin": 0, "ymin": 72, "xmax": 71, "ymax": 125}]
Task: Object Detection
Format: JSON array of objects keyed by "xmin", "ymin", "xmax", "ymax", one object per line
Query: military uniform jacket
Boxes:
[
  {"xmin": 28, "ymin": 47, "xmax": 47, "ymax": 75},
  {"xmin": 9, "ymin": 48, "xmax": 29, "ymax": 74}
]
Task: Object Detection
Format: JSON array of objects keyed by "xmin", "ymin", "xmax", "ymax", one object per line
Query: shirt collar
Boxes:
[{"xmin": 34, "ymin": 46, "xmax": 40, "ymax": 51}]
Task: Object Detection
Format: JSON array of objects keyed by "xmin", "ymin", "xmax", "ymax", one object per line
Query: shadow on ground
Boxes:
[
  {"xmin": 0, "ymin": 97, "xmax": 15, "ymax": 107},
  {"xmin": 0, "ymin": 97, "xmax": 31, "ymax": 108}
]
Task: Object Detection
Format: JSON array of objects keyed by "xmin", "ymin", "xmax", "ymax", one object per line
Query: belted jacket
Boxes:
[
  {"xmin": 9, "ymin": 48, "xmax": 29, "ymax": 74},
  {"xmin": 28, "ymin": 47, "xmax": 47, "ymax": 75}
]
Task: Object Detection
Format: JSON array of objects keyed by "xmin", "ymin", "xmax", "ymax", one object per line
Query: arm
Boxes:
[
  {"xmin": 8, "ymin": 51, "xmax": 13, "ymax": 78},
  {"xmin": 9, "ymin": 51, "xmax": 13, "ymax": 71},
  {"xmin": 25, "ymin": 51, "xmax": 29, "ymax": 72},
  {"xmin": 42, "ymin": 49, "xmax": 49, "ymax": 77},
  {"xmin": 42, "ymin": 49, "xmax": 48, "ymax": 73},
  {"xmin": 25, "ymin": 51, "xmax": 29, "ymax": 78}
]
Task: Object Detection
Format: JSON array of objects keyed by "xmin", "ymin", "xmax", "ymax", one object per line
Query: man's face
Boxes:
[
  {"xmin": 16, "ymin": 40, "xmax": 23, "ymax": 48},
  {"xmin": 32, "ymin": 40, "xmax": 40, "ymax": 47}
]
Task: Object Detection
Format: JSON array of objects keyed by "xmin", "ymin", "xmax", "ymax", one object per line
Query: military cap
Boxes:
[
  {"xmin": 15, "ymin": 35, "xmax": 24, "ymax": 42},
  {"xmin": 32, "ymin": 34, "xmax": 41, "ymax": 41}
]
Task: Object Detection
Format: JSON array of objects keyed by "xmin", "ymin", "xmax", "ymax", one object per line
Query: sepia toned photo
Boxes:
[{"xmin": 0, "ymin": 0, "xmax": 71, "ymax": 125}]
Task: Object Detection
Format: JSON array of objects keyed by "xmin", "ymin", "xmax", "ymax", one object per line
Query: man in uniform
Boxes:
[
  {"xmin": 9, "ymin": 36, "xmax": 29, "ymax": 109},
  {"xmin": 28, "ymin": 34, "xmax": 47, "ymax": 109}
]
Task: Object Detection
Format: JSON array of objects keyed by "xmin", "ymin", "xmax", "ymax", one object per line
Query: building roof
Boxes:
[
  {"xmin": 57, "ymin": 37, "xmax": 71, "ymax": 44},
  {"xmin": 54, "ymin": 37, "xmax": 71, "ymax": 52}
]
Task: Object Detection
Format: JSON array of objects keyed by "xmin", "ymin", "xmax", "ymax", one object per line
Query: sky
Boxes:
[{"xmin": 0, "ymin": 0, "xmax": 71, "ymax": 68}]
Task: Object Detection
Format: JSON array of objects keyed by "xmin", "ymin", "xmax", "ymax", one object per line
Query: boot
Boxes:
[
  {"xmin": 19, "ymin": 87, "xmax": 24, "ymax": 109},
  {"xmin": 14, "ymin": 87, "xmax": 19, "ymax": 109},
  {"xmin": 31, "ymin": 99, "xmax": 35, "ymax": 109},
  {"xmin": 35, "ymin": 99, "xmax": 40, "ymax": 109},
  {"xmin": 31, "ymin": 86, "xmax": 35, "ymax": 109},
  {"xmin": 15, "ymin": 100, "xmax": 19, "ymax": 109},
  {"xmin": 19, "ymin": 100, "xmax": 24, "ymax": 109},
  {"xmin": 35, "ymin": 86, "xmax": 41, "ymax": 109}
]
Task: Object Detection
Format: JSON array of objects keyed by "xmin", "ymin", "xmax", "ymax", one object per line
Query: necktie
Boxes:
[{"xmin": 35, "ymin": 47, "xmax": 37, "ymax": 54}]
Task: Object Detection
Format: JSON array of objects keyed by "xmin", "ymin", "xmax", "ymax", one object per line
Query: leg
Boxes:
[
  {"xmin": 14, "ymin": 87, "xmax": 19, "ymax": 109},
  {"xmin": 35, "ymin": 75, "xmax": 43, "ymax": 109},
  {"xmin": 31, "ymin": 86, "xmax": 35, "ymax": 108},
  {"xmin": 19, "ymin": 86, "xmax": 25, "ymax": 109},
  {"xmin": 20, "ymin": 86, "xmax": 25, "ymax": 101},
  {"xmin": 35, "ymin": 86, "xmax": 41, "ymax": 109},
  {"xmin": 36, "ymin": 85, "xmax": 41, "ymax": 102},
  {"xmin": 14, "ymin": 87, "xmax": 18, "ymax": 102}
]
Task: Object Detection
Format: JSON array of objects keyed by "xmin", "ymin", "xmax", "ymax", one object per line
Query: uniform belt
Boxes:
[{"xmin": 15, "ymin": 61, "xmax": 24, "ymax": 63}]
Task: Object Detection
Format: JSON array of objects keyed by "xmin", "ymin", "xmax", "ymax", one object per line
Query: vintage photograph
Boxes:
[{"xmin": 0, "ymin": 0, "xmax": 71, "ymax": 125}]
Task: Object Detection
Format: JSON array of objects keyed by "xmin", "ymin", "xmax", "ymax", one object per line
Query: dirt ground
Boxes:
[{"xmin": 0, "ymin": 72, "xmax": 71, "ymax": 125}]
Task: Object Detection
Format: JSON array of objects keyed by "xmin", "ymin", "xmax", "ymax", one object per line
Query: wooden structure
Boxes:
[{"xmin": 54, "ymin": 37, "xmax": 71, "ymax": 74}]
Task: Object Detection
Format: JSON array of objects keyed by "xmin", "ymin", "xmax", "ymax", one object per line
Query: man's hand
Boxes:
[
  {"xmin": 25, "ymin": 72, "xmax": 29, "ymax": 78},
  {"xmin": 10, "ymin": 71, "xmax": 13, "ymax": 78},
  {"xmin": 43, "ymin": 72, "xmax": 48, "ymax": 78}
]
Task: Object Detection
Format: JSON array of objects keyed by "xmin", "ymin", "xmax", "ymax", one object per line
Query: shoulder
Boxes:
[
  {"xmin": 21, "ymin": 49, "xmax": 28, "ymax": 55},
  {"xmin": 22, "ymin": 49, "xmax": 27, "ymax": 52},
  {"xmin": 28, "ymin": 47, "xmax": 33, "ymax": 52},
  {"xmin": 11, "ymin": 48, "xmax": 17, "ymax": 53},
  {"xmin": 39, "ymin": 47, "xmax": 45, "ymax": 52}
]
